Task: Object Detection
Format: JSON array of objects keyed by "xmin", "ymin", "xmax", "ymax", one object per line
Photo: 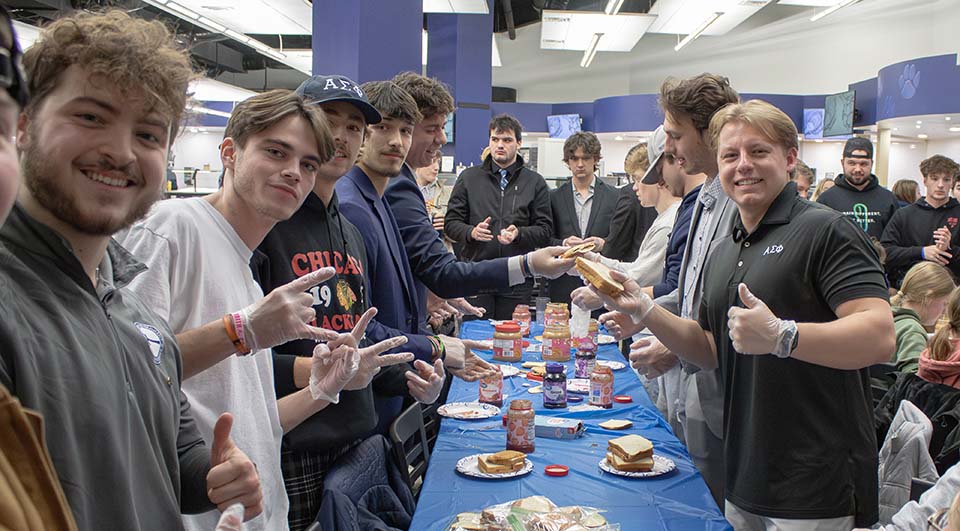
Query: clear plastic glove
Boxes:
[
  {"xmin": 406, "ymin": 359, "xmax": 446, "ymax": 404},
  {"xmin": 629, "ymin": 337, "xmax": 679, "ymax": 378},
  {"xmin": 308, "ymin": 343, "xmax": 360, "ymax": 403},
  {"xmin": 447, "ymin": 297, "xmax": 485, "ymax": 318},
  {"xmin": 343, "ymin": 335, "xmax": 415, "ymax": 391},
  {"xmin": 583, "ymin": 236, "xmax": 605, "ymax": 252},
  {"xmin": 571, "ymin": 285, "xmax": 603, "ymax": 311},
  {"xmin": 726, "ymin": 283, "xmax": 794, "ymax": 356},
  {"xmin": 214, "ymin": 504, "xmax": 245, "ymax": 531},
  {"xmin": 591, "ymin": 269, "xmax": 654, "ymax": 323},
  {"xmin": 448, "ymin": 344, "xmax": 496, "ymax": 382},
  {"xmin": 497, "ymin": 224, "xmax": 519, "ymax": 245},
  {"xmin": 438, "ymin": 335, "xmax": 466, "ymax": 369},
  {"xmin": 562, "ymin": 235, "xmax": 585, "ymax": 247},
  {"xmin": 597, "ymin": 310, "xmax": 644, "ymax": 342},
  {"xmin": 238, "ymin": 268, "xmax": 338, "ymax": 351},
  {"xmin": 527, "ymin": 246, "xmax": 577, "ymax": 279}
]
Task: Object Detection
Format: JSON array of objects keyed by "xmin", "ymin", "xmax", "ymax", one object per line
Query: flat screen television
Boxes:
[
  {"xmin": 823, "ymin": 90, "xmax": 856, "ymax": 137},
  {"xmin": 547, "ymin": 114, "xmax": 582, "ymax": 140},
  {"xmin": 444, "ymin": 113, "xmax": 454, "ymax": 144}
]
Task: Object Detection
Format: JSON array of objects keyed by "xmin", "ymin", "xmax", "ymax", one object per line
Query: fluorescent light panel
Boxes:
[
  {"xmin": 810, "ymin": 0, "xmax": 860, "ymax": 22},
  {"xmin": 540, "ymin": 11, "xmax": 656, "ymax": 51},
  {"xmin": 605, "ymin": 0, "xmax": 626, "ymax": 15},
  {"xmin": 674, "ymin": 11, "xmax": 722, "ymax": 51},
  {"xmin": 580, "ymin": 33, "xmax": 603, "ymax": 68}
]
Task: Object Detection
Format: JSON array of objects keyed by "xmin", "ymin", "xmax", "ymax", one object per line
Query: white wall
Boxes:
[{"xmin": 171, "ymin": 129, "xmax": 225, "ymax": 172}]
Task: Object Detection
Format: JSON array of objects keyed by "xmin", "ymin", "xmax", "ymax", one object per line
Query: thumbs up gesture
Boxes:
[
  {"xmin": 207, "ymin": 413, "xmax": 263, "ymax": 522},
  {"xmin": 726, "ymin": 283, "xmax": 791, "ymax": 356},
  {"xmin": 237, "ymin": 267, "xmax": 339, "ymax": 351}
]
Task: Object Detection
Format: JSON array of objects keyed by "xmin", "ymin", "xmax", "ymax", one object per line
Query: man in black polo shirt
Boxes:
[
  {"xmin": 592, "ymin": 100, "xmax": 893, "ymax": 529},
  {"xmin": 817, "ymin": 136, "xmax": 899, "ymax": 239}
]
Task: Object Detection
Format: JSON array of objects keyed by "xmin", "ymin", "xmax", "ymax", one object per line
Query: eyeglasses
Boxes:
[
  {"xmin": 928, "ymin": 507, "xmax": 949, "ymax": 531},
  {"xmin": 0, "ymin": 12, "xmax": 29, "ymax": 108}
]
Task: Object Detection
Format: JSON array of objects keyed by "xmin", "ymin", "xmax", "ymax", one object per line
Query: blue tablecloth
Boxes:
[{"xmin": 409, "ymin": 320, "xmax": 731, "ymax": 531}]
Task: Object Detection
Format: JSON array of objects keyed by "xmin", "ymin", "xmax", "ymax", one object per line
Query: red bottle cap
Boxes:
[
  {"xmin": 544, "ymin": 465, "xmax": 569, "ymax": 477},
  {"xmin": 614, "ymin": 395, "xmax": 633, "ymax": 403}
]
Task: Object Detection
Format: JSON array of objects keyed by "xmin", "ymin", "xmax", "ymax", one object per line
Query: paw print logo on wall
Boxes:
[{"xmin": 899, "ymin": 64, "xmax": 920, "ymax": 99}]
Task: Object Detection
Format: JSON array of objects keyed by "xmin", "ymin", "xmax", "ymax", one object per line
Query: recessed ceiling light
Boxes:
[
  {"xmin": 950, "ymin": 127, "xmax": 960, "ymax": 132},
  {"xmin": 916, "ymin": 125, "xmax": 922, "ymax": 129},
  {"xmin": 946, "ymin": 117, "xmax": 952, "ymax": 121},
  {"xmin": 910, "ymin": 144, "xmax": 916, "ymax": 149},
  {"xmin": 815, "ymin": 139, "xmax": 823, "ymax": 143},
  {"xmin": 893, "ymin": 127, "xmax": 899, "ymax": 131},
  {"xmin": 615, "ymin": 135, "xmax": 624, "ymax": 141},
  {"xmin": 917, "ymin": 120, "xmax": 923, "ymax": 124},
  {"xmin": 893, "ymin": 142, "xmax": 899, "ymax": 145},
  {"xmin": 918, "ymin": 134, "xmax": 929, "ymax": 139}
]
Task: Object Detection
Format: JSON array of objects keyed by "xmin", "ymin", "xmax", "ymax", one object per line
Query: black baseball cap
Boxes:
[
  {"xmin": 843, "ymin": 137, "xmax": 873, "ymax": 159},
  {"xmin": 0, "ymin": 6, "xmax": 29, "ymax": 108},
  {"xmin": 295, "ymin": 74, "xmax": 381, "ymax": 125}
]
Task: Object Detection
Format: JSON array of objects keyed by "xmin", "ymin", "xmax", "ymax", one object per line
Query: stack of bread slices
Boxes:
[
  {"xmin": 606, "ymin": 434, "xmax": 654, "ymax": 472},
  {"xmin": 478, "ymin": 450, "xmax": 526, "ymax": 474}
]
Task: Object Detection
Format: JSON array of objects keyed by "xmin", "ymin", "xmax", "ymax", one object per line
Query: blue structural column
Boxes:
[
  {"xmin": 311, "ymin": 0, "xmax": 422, "ymax": 83},
  {"xmin": 426, "ymin": 5, "xmax": 493, "ymax": 167}
]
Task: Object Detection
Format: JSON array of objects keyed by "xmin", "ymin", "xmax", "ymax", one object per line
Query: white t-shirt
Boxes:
[
  {"xmin": 598, "ymin": 200, "xmax": 680, "ymax": 288},
  {"xmin": 120, "ymin": 197, "xmax": 288, "ymax": 531}
]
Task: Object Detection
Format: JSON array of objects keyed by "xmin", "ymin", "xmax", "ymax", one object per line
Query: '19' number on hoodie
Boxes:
[{"xmin": 309, "ymin": 285, "xmax": 332, "ymax": 308}]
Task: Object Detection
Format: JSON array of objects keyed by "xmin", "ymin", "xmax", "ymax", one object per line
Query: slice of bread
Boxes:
[
  {"xmin": 477, "ymin": 454, "xmax": 524, "ymax": 474},
  {"xmin": 606, "ymin": 452, "xmax": 654, "ymax": 472},
  {"xmin": 561, "ymin": 242, "xmax": 596, "ymax": 258},
  {"xmin": 598, "ymin": 419, "xmax": 633, "ymax": 430},
  {"xmin": 487, "ymin": 449, "xmax": 525, "ymax": 466},
  {"xmin": 575, "ymin": 257, "xmax": 624, "ymax": 297},
  {"xmin": 607, "ymin": 434, "xmax": 654, "ymax": 461},
  {"xmin": 510, "ymin": 495, "xmax": 556, "ymax": 513}
]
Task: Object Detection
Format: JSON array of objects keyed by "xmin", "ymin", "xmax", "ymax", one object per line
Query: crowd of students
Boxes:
[{"xmin": 4, "ymin": 6, "xmax": 960, "ymax": 531}]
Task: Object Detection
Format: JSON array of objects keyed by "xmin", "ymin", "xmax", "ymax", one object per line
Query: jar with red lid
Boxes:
[
  {"xmin": 512, "ymin": 305, "xmax": 532, "ymax": 336},
  {"xmin": 545, "ymin": 303, "xmax": 569, "ymax": 327},
  {"xmin": 492, "ymin": 322, "xmax": 522, "ymax": 362},
  {"xmin": 479, "ymin": 365, "xmax": 503, "ymax": 407},
  {"xmin": 506, "ymin": 399, "xmax": 535, "ymax": 453},
  {"xmin": 589, "ymin": 365, "xmax": 614, "ymax": 409}
]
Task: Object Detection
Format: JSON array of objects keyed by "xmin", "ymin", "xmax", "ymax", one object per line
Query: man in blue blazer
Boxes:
[{"xmin": 386, "ymin": 72, "xmax": 574, "ymax": 325}]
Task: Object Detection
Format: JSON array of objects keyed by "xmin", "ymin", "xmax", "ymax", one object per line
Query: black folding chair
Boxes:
[
  {"xmin": 910, "ymin": 477, "xmax": 936, "ymax": 501},
  {"xmin": 389, "ymin": 402, "xmax": 431, "ymax": 497}
]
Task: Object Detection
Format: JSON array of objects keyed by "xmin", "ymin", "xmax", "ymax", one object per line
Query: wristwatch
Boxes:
[{"xmin": 774, "ymin": 320, "xmax": 798, "ymax": 359}]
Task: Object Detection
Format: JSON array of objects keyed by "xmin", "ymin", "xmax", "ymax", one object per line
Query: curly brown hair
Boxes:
[
  {"xmin": 22, "ymin": 9, "xmax": 196, "ymax": 131},
  {"xmin": 391, "ymin": 71, "xmax": 454, "ymax": 119},
  {"xmin": 920, "ymin": 154, "xmax": 960, "ymax": 180},
  {"xmin": 660, "ymin": 73, "xmax": 739, "ymax": 131},
  {"xmin": 360, "ymin": 81, "xmax": 423, "ymax": 125},
  {"xmin": 563, "ymin": 131, "xmax": 602, "ymax": 172}
]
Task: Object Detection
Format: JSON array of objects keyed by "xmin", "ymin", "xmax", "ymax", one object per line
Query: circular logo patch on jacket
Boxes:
[{"xmin": 135, "ymin": 323, "xmax": 164, "ymax": 365}]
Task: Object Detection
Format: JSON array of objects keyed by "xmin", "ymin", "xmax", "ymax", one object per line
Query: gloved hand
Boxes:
[
  {"xmin": 526, "ymin": 246, "xmax": 577, "ymax": 279},
  {"xmin": 438, "ymin": 335, "xmax": 465, "ymax": 369},
  {"xmin": 342, "ymin": 336, "xmax": 415, "ymax": 391},
  {"xmin": 308, "ymin": 343, "xmax": 360, "ymax": 403},
  {"xmin": 406, "ymin": 359, "xmax": 446, "ymax": 404},
  {"xmin": 571, "ymin": 285, "xmax": 603, "ymax": 311},
  {"xmin": 214, "ymin": 504, "xmax": 245, "ymax": 531},
  {"xmin": 447, "ymin": 297, "xmax": 485, "ymax": 318},
  {"xmin": 237, "ymin": 268, "xmax": 338, "ymax": 351},
  {"xmin": 629, "ymin": 336, "xmax": 679, "ymax": 378},
  {"xmin": 726, "ymin": 283, "xmax": 794, "ymax": 356},
  {"xmin": 597, "ymin": 310, "xmax": 645, "ymax": 342},
  {"xmin": 591, "ymin": 269, "xmax": 654, "ymax": 323},
  {"xmin": 447, "ymin": 344, "xmax": 497, "ymax": 382}
]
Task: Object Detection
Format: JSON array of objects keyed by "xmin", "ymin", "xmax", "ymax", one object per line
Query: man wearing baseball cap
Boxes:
[
  {"xmin": 254, "ymin": 74, "xmax": 447, "ymax": 530},
  {"xmin": 817, "ymin": 136, "xmax": 899, "ymax": 239}
]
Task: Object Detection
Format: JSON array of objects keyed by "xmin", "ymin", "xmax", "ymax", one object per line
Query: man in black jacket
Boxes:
[
  {"xmin": 881, "ymin": 154, "xmax": 960, "ymax": 287},
  {"xmin": 548, "ymin": 131, "xmax": 617, "ymax": 304},
  {"xmin": 817, "ymin": 136, "xmax": 899, "ymax": 239},
  {"xmin": 445, "ymin": 114, "xmax": 553, "ymax": 319}
]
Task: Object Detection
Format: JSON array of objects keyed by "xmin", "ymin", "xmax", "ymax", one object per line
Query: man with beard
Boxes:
[
  {"xmin": 817, "ymin": 137, "xmax": 899, "ymax": 239},
  {"xmin": 121, "ymin": 90, "xmax": 427, "ymax": 531},
  {"xmin": 882, "ymin": 155, "xmax": 960, "ymax": 287},
  {"xmin": 0, "ymin": 10, "xmax": 261, "ymax": 529},
  {"xmin": 385, "ymin": 72, "xmax": 574, "ymax": 329},
  {"xmin": 336, "ymin": 81, "xmax": 449, "ymax": 433},
  {"xmin": 444, "ymin": 114, "xmax": 555, "ymax": 319}
]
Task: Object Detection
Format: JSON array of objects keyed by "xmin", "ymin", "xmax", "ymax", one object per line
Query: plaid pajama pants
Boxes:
[{"xmin": 281, "ymin": 441, "xmax": 358, "ymax": 531}]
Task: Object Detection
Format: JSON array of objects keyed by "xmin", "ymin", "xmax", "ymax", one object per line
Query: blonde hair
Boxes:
[
  {"xmin": 811, "ymin": 178, "xmax": 834, "ymax": 201},
  {"xmin": 929, "ymin": 286, "xmax": 960, "ymax": 362},
  {"xmin": 892, "ymin": 262, "xmax": 955, "ymax": 306},
  {"xmin": 708, "ymin": 99, "xmax": 799, "ymax": 154},
  {"xmin": 624, "ymin": 143, "xmax": 649, "ymax": 176}
]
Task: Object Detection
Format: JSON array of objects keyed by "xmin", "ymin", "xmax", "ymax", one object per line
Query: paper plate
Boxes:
[
  {"xmin": 597, "ymin": 360, "xmax": 626, "ymax": 371},
  {"xmin": 598, "ymin": 334, "xmax": 616, "ymax": 345},
  {"xmin": 497, "ymin": 364, "xmax": 520, "ymax": 377},
  {"xmin": 437, "ymin": 402, "xmax": 501, "ymax": 420},
  {"xmin": 568, "ymin": 378, "xmax": 591, "ymax": 394},
  {"xmin": 599, "ymin": 455, "xmax": 676, "ymax": 478},
  {"xmin": 456, "ymin": 454, "xmax": 533, "ymax": 479}
]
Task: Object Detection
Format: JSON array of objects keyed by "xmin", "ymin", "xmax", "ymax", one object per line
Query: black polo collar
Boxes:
[{"xmin": 732, "ymin": 181, "xmax": 798, "ymax": 242}]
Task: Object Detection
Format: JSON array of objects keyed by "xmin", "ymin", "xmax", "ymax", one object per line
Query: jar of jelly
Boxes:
[
  {"xmin": 492, "ymin": 322, "xmax": 523, "ymax": 362},
  {"xmin": 543, "ymin": 362, "xmax": 567, "ymax": 409},
  {"xmin": 506, "ymin": 399, "xmax": 535, "ymax": 453},
  {"xmin": 479, "ymin": 365, "xmax": 503, "ymax": 407},
  {"xmin": 512, "ymin": 304, "xmax": 532, "ymax": 337},
  {"xmin": 541, "ymin": 323, "xmax": 571, "ymax": 362},
  {"xmin": 589, "ymin": 365, "xmax": 614, "ymax": 409},
  {"xmin": 575, "ymin": 347, "xmax": 596, "ymax": 379}
]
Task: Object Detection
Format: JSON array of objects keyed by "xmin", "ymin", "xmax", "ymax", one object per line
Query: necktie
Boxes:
[{"xmin": 499, "ymin": 169, "xmax": 509, "ymax": 190}]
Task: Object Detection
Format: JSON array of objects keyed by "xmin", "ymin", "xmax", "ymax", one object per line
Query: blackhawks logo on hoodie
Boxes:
[{"xmin": 336, "ymin": 278, "xmax": 357, "ymax": 311}]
